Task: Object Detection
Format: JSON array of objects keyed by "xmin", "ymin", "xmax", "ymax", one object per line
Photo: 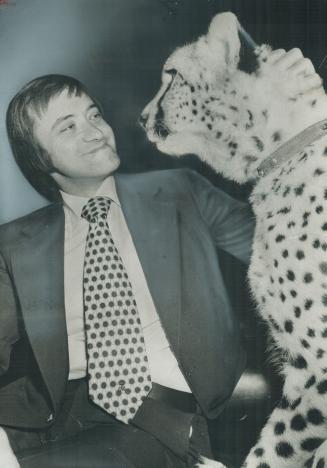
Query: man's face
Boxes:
[{"xmin": 32, "ymin": 89, "xmax": 120, "ymax": 188}]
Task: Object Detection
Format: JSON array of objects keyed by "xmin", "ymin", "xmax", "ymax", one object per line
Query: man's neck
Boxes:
[{"xmin": 55, "ymin": 175, "xmax": 112, "ymax": 198}]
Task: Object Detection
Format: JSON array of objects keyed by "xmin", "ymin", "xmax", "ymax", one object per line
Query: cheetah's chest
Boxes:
[{"xmin": 248, "ymin": 140, "xmax": 327, "ymax": 346}]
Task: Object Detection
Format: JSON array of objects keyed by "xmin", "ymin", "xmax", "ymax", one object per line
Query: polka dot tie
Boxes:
[{"xmin": 81, "ymin": 196, "xmax": 152, "ymax": 424}]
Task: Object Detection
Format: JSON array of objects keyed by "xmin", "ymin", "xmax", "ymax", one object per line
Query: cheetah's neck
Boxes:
[{"xmin": 200, "ymin": 72, "xmax": 327, "ymax": 184}]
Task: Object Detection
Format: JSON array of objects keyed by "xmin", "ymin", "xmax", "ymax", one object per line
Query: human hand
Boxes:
[
  {"xmin": 0, "ymin": 428, "xmax": 20, "ymax": 468},
  {"xmin": 259, "ymin": 47, "xmax": 324, "ymax": 99}
]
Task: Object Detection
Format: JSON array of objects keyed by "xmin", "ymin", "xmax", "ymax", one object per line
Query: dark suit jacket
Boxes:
[{"xmin": 0, "ymin": 169, "xmax": 254, "ymax": 430}]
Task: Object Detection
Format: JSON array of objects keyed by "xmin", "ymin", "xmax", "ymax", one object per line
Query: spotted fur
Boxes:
[{"xmin": 141, "ymin": 12, "xmax": 327, "ymax": 468}]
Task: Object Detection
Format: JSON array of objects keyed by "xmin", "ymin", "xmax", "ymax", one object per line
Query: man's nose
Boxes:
[
  {"xmin": 82, "ymin": 122, "xmax": 104, "ymax": 141},
  {"xmin": 139, "ymin": 111, "xmax": 149, "ymax": 129}
]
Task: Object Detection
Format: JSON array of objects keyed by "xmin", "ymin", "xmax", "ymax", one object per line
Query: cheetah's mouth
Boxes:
[{"xmin": 154, "ymin": 121, "xmax": 171, "ymax": 140}]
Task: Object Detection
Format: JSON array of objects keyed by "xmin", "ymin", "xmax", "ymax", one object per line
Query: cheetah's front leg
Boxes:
[{"xmin": 242, "ymin": 370, "xmax": 327, "ymax": 468}]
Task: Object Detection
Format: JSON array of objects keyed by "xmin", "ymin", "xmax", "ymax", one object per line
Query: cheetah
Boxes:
[{"xmin": 140, "ymin": 11, "xmax": 327, "ymax": 468}]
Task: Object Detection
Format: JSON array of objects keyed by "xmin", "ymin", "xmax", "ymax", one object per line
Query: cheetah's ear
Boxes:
[{"xmin": 207, "ymin": 12, "xmax": 241, "ymax": 69}]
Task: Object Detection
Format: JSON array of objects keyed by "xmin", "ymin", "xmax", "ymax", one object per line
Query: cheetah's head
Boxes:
[{"xmin": 141, "ymin": 12, "xmax": 326, "ymax": 183}]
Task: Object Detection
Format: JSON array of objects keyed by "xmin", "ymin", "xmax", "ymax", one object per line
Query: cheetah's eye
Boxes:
[
  {"xmin": 165, "ymin": 68, "xmax": 177, "ymax": 76},
  {"xmin": 162, "ymin": 68, "xmax": 178, "ymax": 84}
]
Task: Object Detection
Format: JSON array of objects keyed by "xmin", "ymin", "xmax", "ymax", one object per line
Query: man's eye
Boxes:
[
  {"xmin": 90, "ymin": 112, "xmax": 102, "ymax": 121},
  {"xmin": 60, "ymin": 123, "xmax": 75, "ymax": 133}
]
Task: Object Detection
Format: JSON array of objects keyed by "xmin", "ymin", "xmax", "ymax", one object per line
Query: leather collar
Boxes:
[{"xmin": 257, "ymin": 118, "xmax": 327, "ymax": 178}]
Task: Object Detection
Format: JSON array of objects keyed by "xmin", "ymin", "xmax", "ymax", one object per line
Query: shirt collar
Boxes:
[{"xmin": 60, "ymin": 175, "xmax": 121, "ymax": 220}]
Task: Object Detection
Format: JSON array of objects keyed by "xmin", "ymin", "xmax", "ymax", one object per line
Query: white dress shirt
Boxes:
[{"xmin": 61, "ymin": 176, "xmax": 191, "ymax": 392}]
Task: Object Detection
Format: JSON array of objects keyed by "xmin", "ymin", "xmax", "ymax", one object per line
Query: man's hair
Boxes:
[{"xmin": 6, "ymin": 74, "xmax": 93, "ymax": 201}]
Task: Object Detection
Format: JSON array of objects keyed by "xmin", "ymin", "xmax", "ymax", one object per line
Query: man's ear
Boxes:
[{"xmin": 206, "ymin": 12, "xmax": 241, "ymax": 69}]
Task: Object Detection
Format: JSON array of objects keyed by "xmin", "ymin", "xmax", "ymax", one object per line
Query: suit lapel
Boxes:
[
  {"xmin": 115, "ymin": 174, "xmax": 182, "ymax": 358},
  {"xmin": 11, "ymin": 204, "xmax": 68, "ymax": 411},
  {"xmin": 9, "ymin": 173, "xmax": 183, "ymax": 408}
]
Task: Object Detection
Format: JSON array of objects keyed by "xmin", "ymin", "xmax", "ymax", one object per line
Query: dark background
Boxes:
[{"xmin": 0, "ymin": 0, "xmax": 327, "ymax": 223}]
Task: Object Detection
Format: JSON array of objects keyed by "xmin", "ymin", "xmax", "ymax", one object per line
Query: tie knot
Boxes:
[{"xmin": 81, "ymin": 196, "xmax": 112, "ymax": 223}]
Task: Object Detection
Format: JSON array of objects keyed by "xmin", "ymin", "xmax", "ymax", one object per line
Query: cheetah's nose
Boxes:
[{"xmin": 139, "ymin": 111, "xmax": 149, "ymax": 129}]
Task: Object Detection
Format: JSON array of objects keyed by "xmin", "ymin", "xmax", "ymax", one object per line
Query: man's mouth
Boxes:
[{"xmin": 83, "ymin": 142, "xmax": 111, "ymax": 156}]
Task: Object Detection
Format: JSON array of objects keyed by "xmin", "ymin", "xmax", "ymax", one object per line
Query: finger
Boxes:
[
  {"xmin": 288, "ymin": 57, "xmax": 315, "ymax": 75},
  {"xmin": 266, "ymin": 48, "xmax": 286, "ymax": 64},
  {"xmin": 296, "ymin": 73, "xmax": 325, "ymax": 97},
  {"xmin": 274, "ymin": 47, "xmax": 304, "ymax": 68},
  {"xmin": 298, "ymin": 85, "xmax": 325, "ymax": 100},
  {"xmin": 297, "ymin": 72, "xmax": 323, "ymax": 90}
]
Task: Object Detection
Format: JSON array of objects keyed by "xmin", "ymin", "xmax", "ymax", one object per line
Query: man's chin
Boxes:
[
  {"xmin": 99, "ymin": 144, "xmax": 118, "ymax": 159},
  {"xmin": 98, "ymin": 146, "xmax": 120, "ymax": 167},
  {"xmin": 87, "ymin": 147, "xmax": 121, "ymax": 177}
]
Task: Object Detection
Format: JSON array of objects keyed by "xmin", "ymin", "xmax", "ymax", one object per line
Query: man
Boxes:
[{"xmin": 0, "ymin": 75, "xmax": 253, "ymax": 468}]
